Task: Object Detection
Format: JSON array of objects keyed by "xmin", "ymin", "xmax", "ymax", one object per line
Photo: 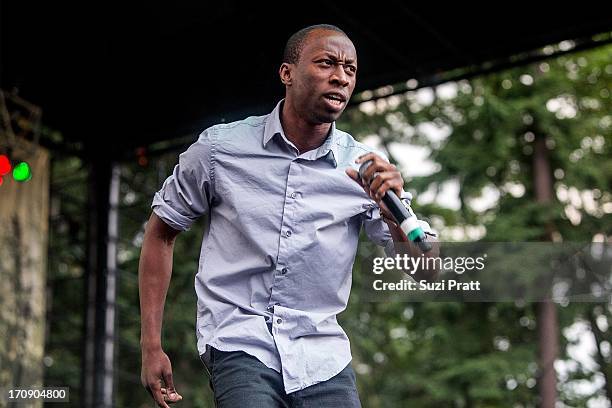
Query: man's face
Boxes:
[{"xmin": 282, "ymin": 30, "xmax": 357, "ymax": 124}]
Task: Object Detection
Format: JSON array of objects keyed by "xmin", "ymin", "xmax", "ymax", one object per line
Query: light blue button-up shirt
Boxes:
[{"xmin": 151, "ymin": 100, "xmax": 426, "ymax": 393}]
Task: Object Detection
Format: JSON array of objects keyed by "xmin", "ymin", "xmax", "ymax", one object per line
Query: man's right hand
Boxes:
[{"xmin": 141, "ymin": 346, "xmax": 183, "ymax": 408}]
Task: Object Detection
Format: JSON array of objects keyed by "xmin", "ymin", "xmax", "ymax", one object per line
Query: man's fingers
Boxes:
[
  {"xmin": 360, "ymin": 160, "xmax": 379, "ymax": 183},
  {"xmin": 348, "ymin": 162, "xmax": 403, "ymax": 203},
  {"xmin": 369, "ymin": 171, "xmax": 393, "ymax": 195},
  {"xmin": 361, "ymin": 160, "xmax": 392, "ymax": 186},
  {"xmin": 370, "ymin": 172, "xmax": 402, "ymax": 200},
  {"xmin": 354, "ymin": 152, "xmax": 377, "ymax": 164},
  {"xmin": 162, "ymin": 370, "xmax": 182, "ymax": 402},
  {"xmin": 162, "ymin": 369, "xmax": 175, "ymax": 393},
  {"xmin": 345, "ymin": 168, "xmax": 370, "ymax": 195},
  {"xmin": 161, "ymin": 388, "xmax": 182, "ymax": 404},
  {"xmin": 345, "ymin": 168, "xmax": 359, "ymax": 182},
  {"xmin": 346, "ymin": 168, "xmax": 365, "ymax": 188},
  {"xmin": 149, "ymin": 383, "xmax": 170, "ymax": 408},
  {"xmin": 354, "ymin": 153, "xmax": 382, "ymax": 182}
]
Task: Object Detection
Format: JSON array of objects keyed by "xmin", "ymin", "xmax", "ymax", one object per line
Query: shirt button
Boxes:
[
  {"xmin": 276, "ymin": 318, "xmax": 283, "ymax": 324},
  {"xmin": 281, "ymin": 267, "xmax": 288, "ymax": 275},
  {"xmin": 290, "ymin": 192, "xmax": 297, "ymax": 199},
  {"xmin": 267, "ymin": 303, "xmax": 280, "ymax": 312},
  {"xmin": 285, "ymin": 230, "xmax": 292, "ymax": 237}
]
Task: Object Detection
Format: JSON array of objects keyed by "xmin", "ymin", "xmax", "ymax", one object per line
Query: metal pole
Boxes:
[{"xmin": 82, "ymin": 157, "xmax": 120, "ymax": 408}]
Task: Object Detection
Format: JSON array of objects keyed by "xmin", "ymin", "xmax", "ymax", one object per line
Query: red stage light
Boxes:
[{"xmin": 0, "ymin": 155, "xmax": 11, "ymax": 176}]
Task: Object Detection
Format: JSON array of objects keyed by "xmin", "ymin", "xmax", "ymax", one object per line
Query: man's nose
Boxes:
[{"xmin": 330, "ymin": 66, "xmax": 350, "ymax": 87}]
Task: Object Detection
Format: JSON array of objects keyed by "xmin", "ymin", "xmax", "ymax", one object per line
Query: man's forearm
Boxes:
[
  {"xmin": 138, "ymin": 228, "xmax": 176, "ymax": 350},
  {"xmin": 386, "ymin": 220, "xmax": 440, "ymax": 282}
]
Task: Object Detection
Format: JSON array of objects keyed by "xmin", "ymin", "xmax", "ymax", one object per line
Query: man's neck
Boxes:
[{"xmin": 280, "ymin": 100, "xmax": 332, "ymax": 154}]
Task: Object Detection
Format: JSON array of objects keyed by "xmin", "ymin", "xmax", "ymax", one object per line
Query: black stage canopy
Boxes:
[{"xmin": 3, "ymin": 2, "xmax": 611, "ymax": 157}]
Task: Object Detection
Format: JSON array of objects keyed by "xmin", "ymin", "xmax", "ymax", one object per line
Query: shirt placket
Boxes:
[{"xmin": 266, "ymin": 158, "xmax": 301, "ymax": 329}]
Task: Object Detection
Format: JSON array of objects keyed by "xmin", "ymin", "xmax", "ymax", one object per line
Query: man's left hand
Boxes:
[{"xmin": 345, "ymin": 152, "xmax": 404, "ymax": 222}]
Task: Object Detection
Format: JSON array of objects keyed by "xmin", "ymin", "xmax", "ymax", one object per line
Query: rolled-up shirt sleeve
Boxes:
[
  {"xmin": 364, "ymin": 206, "xmax": 437, "ymax": 257},
  {"xmin": 363, "ymin": 204, "xmax": 394, "ymax": 257},
  {"xmin": 151, "ymin": 129, "xmax": 214, "ymax": 231}
]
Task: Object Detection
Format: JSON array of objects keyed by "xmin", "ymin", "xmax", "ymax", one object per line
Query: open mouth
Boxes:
[{"xmin": 323, "ymin": 93, "xmax": 346, "ymax": 108}]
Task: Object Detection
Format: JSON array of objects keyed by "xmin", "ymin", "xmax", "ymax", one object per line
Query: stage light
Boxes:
[
  {"xmin": 13, "ymin": 162, "xmax": 32, "ymax": 182},
  {"xmin": 136, "ymin": 146, "xmax": 148, "ymax": 167},
  {"xmin": 0, "ymin": 154, "xmax": 11, "ymax": 175},
  {"xmin": 0, "ymin": 154, "xmax": 33, "ymax": 185}
]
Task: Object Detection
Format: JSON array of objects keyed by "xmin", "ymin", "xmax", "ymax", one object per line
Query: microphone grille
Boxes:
[{"xmin": 358, "ymin": 160, "xmax": 372, "ymax": 180}]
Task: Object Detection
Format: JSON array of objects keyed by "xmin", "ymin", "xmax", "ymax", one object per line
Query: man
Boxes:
[{"xmin": 139, "ymin": 24, "xmax": 438, "ymax": 408}]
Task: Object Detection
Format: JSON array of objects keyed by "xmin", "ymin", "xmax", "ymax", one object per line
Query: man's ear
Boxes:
[{"xmin": 279, "ymin": 63, "xmax": 293, "ymax": 86}]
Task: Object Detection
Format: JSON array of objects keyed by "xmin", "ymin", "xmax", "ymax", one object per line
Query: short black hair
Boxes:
[{"xmin": 283, "ymin": 24, "xmax": 347, "ymax": 64}]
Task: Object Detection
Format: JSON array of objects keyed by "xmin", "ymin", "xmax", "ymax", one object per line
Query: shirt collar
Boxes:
[{"xmin": 263, "ymin": 99, "xmax": 338, "ymax": 168}]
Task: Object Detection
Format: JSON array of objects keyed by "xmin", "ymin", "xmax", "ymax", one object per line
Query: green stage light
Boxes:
[{"xmin": 13, "ymin": 162, "xmax": 32, "ymax": 182}]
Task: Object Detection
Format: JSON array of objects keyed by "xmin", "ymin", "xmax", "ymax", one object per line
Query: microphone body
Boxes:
[{"xmin": 358, "ymin": 160, "xmax": 432, "ymax": 252}]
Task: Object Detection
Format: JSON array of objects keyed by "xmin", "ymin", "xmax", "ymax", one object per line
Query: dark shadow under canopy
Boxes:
[{"xmin": 2, "ymin": 2, "xmax": 611, "ymax": 158}]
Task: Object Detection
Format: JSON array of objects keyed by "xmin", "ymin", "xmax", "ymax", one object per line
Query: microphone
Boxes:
[{"xmin": 359, "ymin": 160, "xmax": 432, "ymax": 252}]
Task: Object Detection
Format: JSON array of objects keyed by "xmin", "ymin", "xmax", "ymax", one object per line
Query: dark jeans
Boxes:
[{"xmin": 200, "ymin": 345, "xmax": 362, "ymax": 408}]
